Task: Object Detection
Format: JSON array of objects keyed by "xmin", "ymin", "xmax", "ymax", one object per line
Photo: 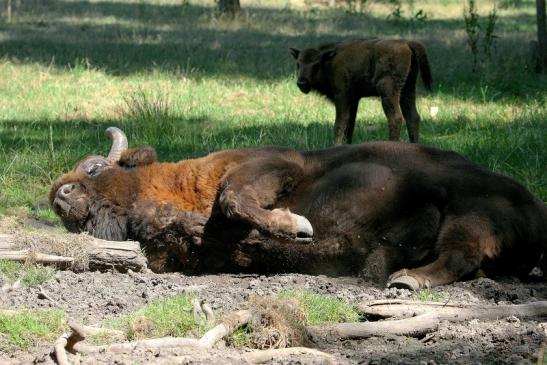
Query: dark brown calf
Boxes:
[
  {"xmin": 290, "ymin": 38, "xmax": 433, "ymax": 144},
  {"xmin": 50, "ymin": 128, "xmax": 547, "ymax": 289}
]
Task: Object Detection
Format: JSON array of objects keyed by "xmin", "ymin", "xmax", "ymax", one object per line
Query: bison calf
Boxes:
[
  {"xmin": 50, "ymin": 127, "xmax": 547, "ymax": 290},
  {"xmin": 290, "ymin": 38, "xmax": 433, "ymax": 144}
]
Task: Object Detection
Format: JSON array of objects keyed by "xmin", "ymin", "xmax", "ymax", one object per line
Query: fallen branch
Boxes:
[
  {"xmin": 242, "ymin": 347, "xmax": 338, "ymax": 364},
  {"xmin": 198, "ymin": 310, "xmax": 251, "ymax": 348},
  {"xmin": 62, "ymin": 309, "xmax": 251, "ymax": 356},
  {"xmin": 358, "ymin": 300, "xmax": 547, "ymax": 321},
  {"xmin": 0, "ymin": 233, "xmax": 147, "ymax": 272},
  {"xmin": 53, "ymin": 333, "xmax": 70, "ymax": 365},
  {"xmin": 306, "ymin": 312, "xmax": 439, "ymax": 341}
]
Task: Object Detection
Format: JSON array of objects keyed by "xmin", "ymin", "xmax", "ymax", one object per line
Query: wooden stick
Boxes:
[
  {"xmin": 198, "ymin": 310, "xmax": 251, "ymax": 348},
  {"xmin": 358, "ymin": 300, "xmax": 547, "ymax": 322},
  {"xmin": 53, "ymin": 333, "xmax": 70, "ymax": 365},
  {"xmin": 243, "ymin": 347, "xmax": 339, "ymax": 364},
  {"xmin": 306, "ymin": 312, "xmax": 439, "ymax": 341}
]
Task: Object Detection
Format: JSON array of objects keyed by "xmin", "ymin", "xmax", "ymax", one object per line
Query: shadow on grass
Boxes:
[
  {"xmin": 1, "ymin": 113, "xmax": 545, "ymax": 196},
  {"xmin": 0, "ymin": 0, "xmax": 543, "ymax": 102}
]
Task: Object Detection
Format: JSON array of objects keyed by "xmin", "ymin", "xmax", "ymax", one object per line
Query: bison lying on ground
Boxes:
[
  {"xmin": 290, "ymin": 39, "xmax": 433, "ymax": 144},
  {"xmin": 50, "ymin": 127, "xmax": 547, "ymax": 289}
]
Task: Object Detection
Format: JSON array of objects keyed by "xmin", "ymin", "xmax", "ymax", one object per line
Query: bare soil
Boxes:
[{"xmin": 1, "ymin": 219, "xmax": 546, "ymax": 364}]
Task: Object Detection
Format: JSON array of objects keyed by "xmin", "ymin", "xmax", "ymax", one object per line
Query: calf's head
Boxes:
[
  {"xmin": 289, "ymin": 46, "xmax": 336, "ymax": 94},
  {"xmin": 49, "ymin": 127, "xmax": 140, "ymax": 240}
]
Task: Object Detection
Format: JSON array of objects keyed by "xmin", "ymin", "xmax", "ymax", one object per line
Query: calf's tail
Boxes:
[{"xmin": 408, "ymin": 41, "xmax": 433, "ymax": 93}]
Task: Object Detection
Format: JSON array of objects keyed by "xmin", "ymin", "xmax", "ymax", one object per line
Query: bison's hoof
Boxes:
[
  {"xmin": 295, "ymin": 215, "xmax": 313, "ymax": 243},
  {"xmin": 387, "ymin": 275, "xmax": 420, "ymax": 291}
]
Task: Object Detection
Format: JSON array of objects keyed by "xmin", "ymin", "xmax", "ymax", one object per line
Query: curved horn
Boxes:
[{"xmin": 105, "ymin": 127, "xmax": 128, "ymax": 162}]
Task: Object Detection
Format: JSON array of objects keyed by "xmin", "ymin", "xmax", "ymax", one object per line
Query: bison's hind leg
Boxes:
[
  {"xmin": 400, "ymin": 61, "xmax": 421, "ymax": 143},
  {"xmin": 388, "ymin": 215, "xmax": 499, "ymax": 290}
]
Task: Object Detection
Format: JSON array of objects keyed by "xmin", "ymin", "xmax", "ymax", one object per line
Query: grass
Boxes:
[
  {"xmin": 0, "ymin": 309, "xmax": 65, "ymax": 351},
  {"xmin": 415, "ymin": 288, "xmax": 446, "ymax": 302},
  {"xmin": 0, "ymin": 0, "xmax": 544, "ymax": 217},
  {"xmin": 0, "ymin": 260, "xmax": 55, "ymax": 288},
  {"xmin": 278, "ymin": 289, "xmax": 360, "ymax": 325},
  {"xmin": 109, "ymin": 293, "xmax": 205, "ymax": 340}
]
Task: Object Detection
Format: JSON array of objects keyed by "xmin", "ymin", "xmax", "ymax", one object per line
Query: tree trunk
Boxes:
[
  {"xmin": 537, "ymin": 0, "xmax": 547, "ymax": 72},
  {"xmin": 218, "ymin": 0, "xmax": 240, "ymax": 16}
]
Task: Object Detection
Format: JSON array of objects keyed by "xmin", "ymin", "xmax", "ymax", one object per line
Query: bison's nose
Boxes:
[
  {"xmin": 296, "ymin": 79, "xmax": 311, "ymax": 94},
  {"xmin": 297, "ymin": 79, "xmax": 310, "ymax": 88},
  {"xmin": 57, "ymin": 183, "xmax": 76, "ymax": 198}
]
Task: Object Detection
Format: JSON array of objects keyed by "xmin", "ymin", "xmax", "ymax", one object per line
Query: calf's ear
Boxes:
[
  {"xmin": 289, "ymin": 47, "xmax": 300, "ymax": 59},
  {"xmin": 320, "ymin": 49, "xmax": 336, "ymax": 62}
]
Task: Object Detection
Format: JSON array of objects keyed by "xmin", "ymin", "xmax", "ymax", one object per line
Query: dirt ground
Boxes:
[
  {"xmin": 0, "ymin": 217, "xmax": 545, "ymax": 364},
  {"xmin": 1, "ymin": 268, "xmax": 547, "ymax": 364}
]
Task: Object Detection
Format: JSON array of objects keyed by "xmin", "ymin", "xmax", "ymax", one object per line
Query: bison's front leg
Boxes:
[
  {"xmin": 218, "ymin": 157, "xmax": 313, "ymax": 243},
  {"xmin": 333, "ymin": 94, "xmax": 360, "ymax": 145},
  {"xmin": 129, "ymin": 202, "xmax": 209, "ymax": 271}
]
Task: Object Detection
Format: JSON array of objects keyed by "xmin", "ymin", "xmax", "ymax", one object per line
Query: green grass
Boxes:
[
  {"xmin": 415, "ymin": 288, "xmax": 445, "ymax": 302},
  {"xmin": 0, "ymin": 261, "xmax": 55, "ymax": 288},
  {"xmin": 278, "ymin": 290, "xmax": 360, "ymax": 325},
  {"xmin": 110, "ymin": 293, "xmax": 204, "ymax": 340},
  {"xmin": 0, "ymin": 0, "xmax": 545, "ymax": 217},
  {"xmin": 0, "ymin": 309, "xmax": 65, "ymax": 351}
]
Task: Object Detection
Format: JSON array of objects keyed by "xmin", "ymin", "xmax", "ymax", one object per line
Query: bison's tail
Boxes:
[{"xmin": 408, "ymin": 41, "xmax": 433, "ymax": 93}]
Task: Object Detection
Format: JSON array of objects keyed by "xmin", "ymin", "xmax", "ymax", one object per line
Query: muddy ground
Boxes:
[
  {"xmin": 1, "ymin": 268, "xmax": 547, "ymax": 364},
  {"xmin": 0, "ymin": 218, "xmax": 546, "ymax": 364}
]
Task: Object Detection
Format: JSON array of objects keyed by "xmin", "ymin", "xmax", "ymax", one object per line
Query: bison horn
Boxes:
[{"xmin": 105, "ymin": 127, "xmax": 128, "ymax": 162}]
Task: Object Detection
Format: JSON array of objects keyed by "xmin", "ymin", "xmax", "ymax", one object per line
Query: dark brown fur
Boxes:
[
  {"xmin": 290, "ymin": 39, "xmax": 433, "ymax": 144},
  {"xmin": 50, "ymin": 138, "xmax": 547, "ymax": 288}
]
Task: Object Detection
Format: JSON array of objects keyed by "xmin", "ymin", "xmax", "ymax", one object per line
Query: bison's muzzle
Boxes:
[{"xmin": 296, "ymin": 79, "xmax": 312, "ymax": 94}]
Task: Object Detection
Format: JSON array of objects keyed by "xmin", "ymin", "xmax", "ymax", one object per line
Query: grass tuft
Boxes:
[
  {"xmin": 0, "ymin": 261, "xmax": 54, "ymax": 288},
  {"xmin": 278, "ymin": 289, "xmax": 360, "ymax": 325},
  {"xmin": 110, "ymin": 294, "xmax": 204, "ymax": 340},
  {"xmin": 0, "ymin": 309, "xmax": 65, "ymax": 351}
]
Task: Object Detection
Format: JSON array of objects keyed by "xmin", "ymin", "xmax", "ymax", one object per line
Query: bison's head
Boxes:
[
  {"xmin": 50, "ymin": 127, "xmax": 142, "ymax": 240},
  {"xmin": 289, "ymin": 46, "xmax": 336, "ymax": 94}
]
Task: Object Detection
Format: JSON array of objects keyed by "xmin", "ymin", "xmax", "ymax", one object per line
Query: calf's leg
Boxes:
[
  {"xmin": 400, "ymin": 71, "xmax": 421, "ymax": 143},
  {"xmin": 218, "ymin": 157, "xmax": 313, "ymax": 243},
  {"xmin": 388, "ymin": 215, "xmax": 499, "ymax": 289},
  {"xmin": 333, "ymin": 94, "xmax": 357, "ymax": 145},
  {"xmin": 377, "ymin": 77, "xmax": 405, "ymax": 141}
]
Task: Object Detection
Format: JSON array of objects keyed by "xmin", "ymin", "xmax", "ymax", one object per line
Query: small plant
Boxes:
[
  {"xmin": 416, "ymin": 288, "xmax": 444, "ymax": 302},
  {"xmin": 463, "ymin": 0, "xmax": 481, "ymax": 72},
  {"xmin": 345, "ymin": 0, "xmax": 368, "ymax": 14},
  {"xmin": 463, "ymin": 0, "xmax": 498, "ymax": 72},
  {"xmin": 483, "ymin": 6, "xmax": 498, "ymax": 58}
]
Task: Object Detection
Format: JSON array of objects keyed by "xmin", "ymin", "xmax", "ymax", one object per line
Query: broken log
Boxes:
[
  {"xmin": 242, "ymin": 347, "xmax": 338, "ymax": 364},
  {"xmin": 0, "ymin": 233, "xmax": 147, "ymax": 272},
  {"xmin": 306, "ymin": 312, "xmax": 439, "ymax": 341},
  {"xmin": 358, "ymin": 299, "xmax": 547, "ymax": 321}
]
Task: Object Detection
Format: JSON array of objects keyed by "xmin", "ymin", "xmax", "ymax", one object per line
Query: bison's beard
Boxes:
[{"xmin": 82, "ymin": 201, "xmax": 128, "ymax": 241}]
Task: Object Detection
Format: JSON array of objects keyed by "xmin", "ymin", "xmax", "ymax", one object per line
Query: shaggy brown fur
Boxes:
[
  {"xmin": 290, "ymin": 38, "xmax": 433, "ymax": 144},
  {"xmin": 50, "ymin": 129, "xmax": 547, "ymax": 289}
]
